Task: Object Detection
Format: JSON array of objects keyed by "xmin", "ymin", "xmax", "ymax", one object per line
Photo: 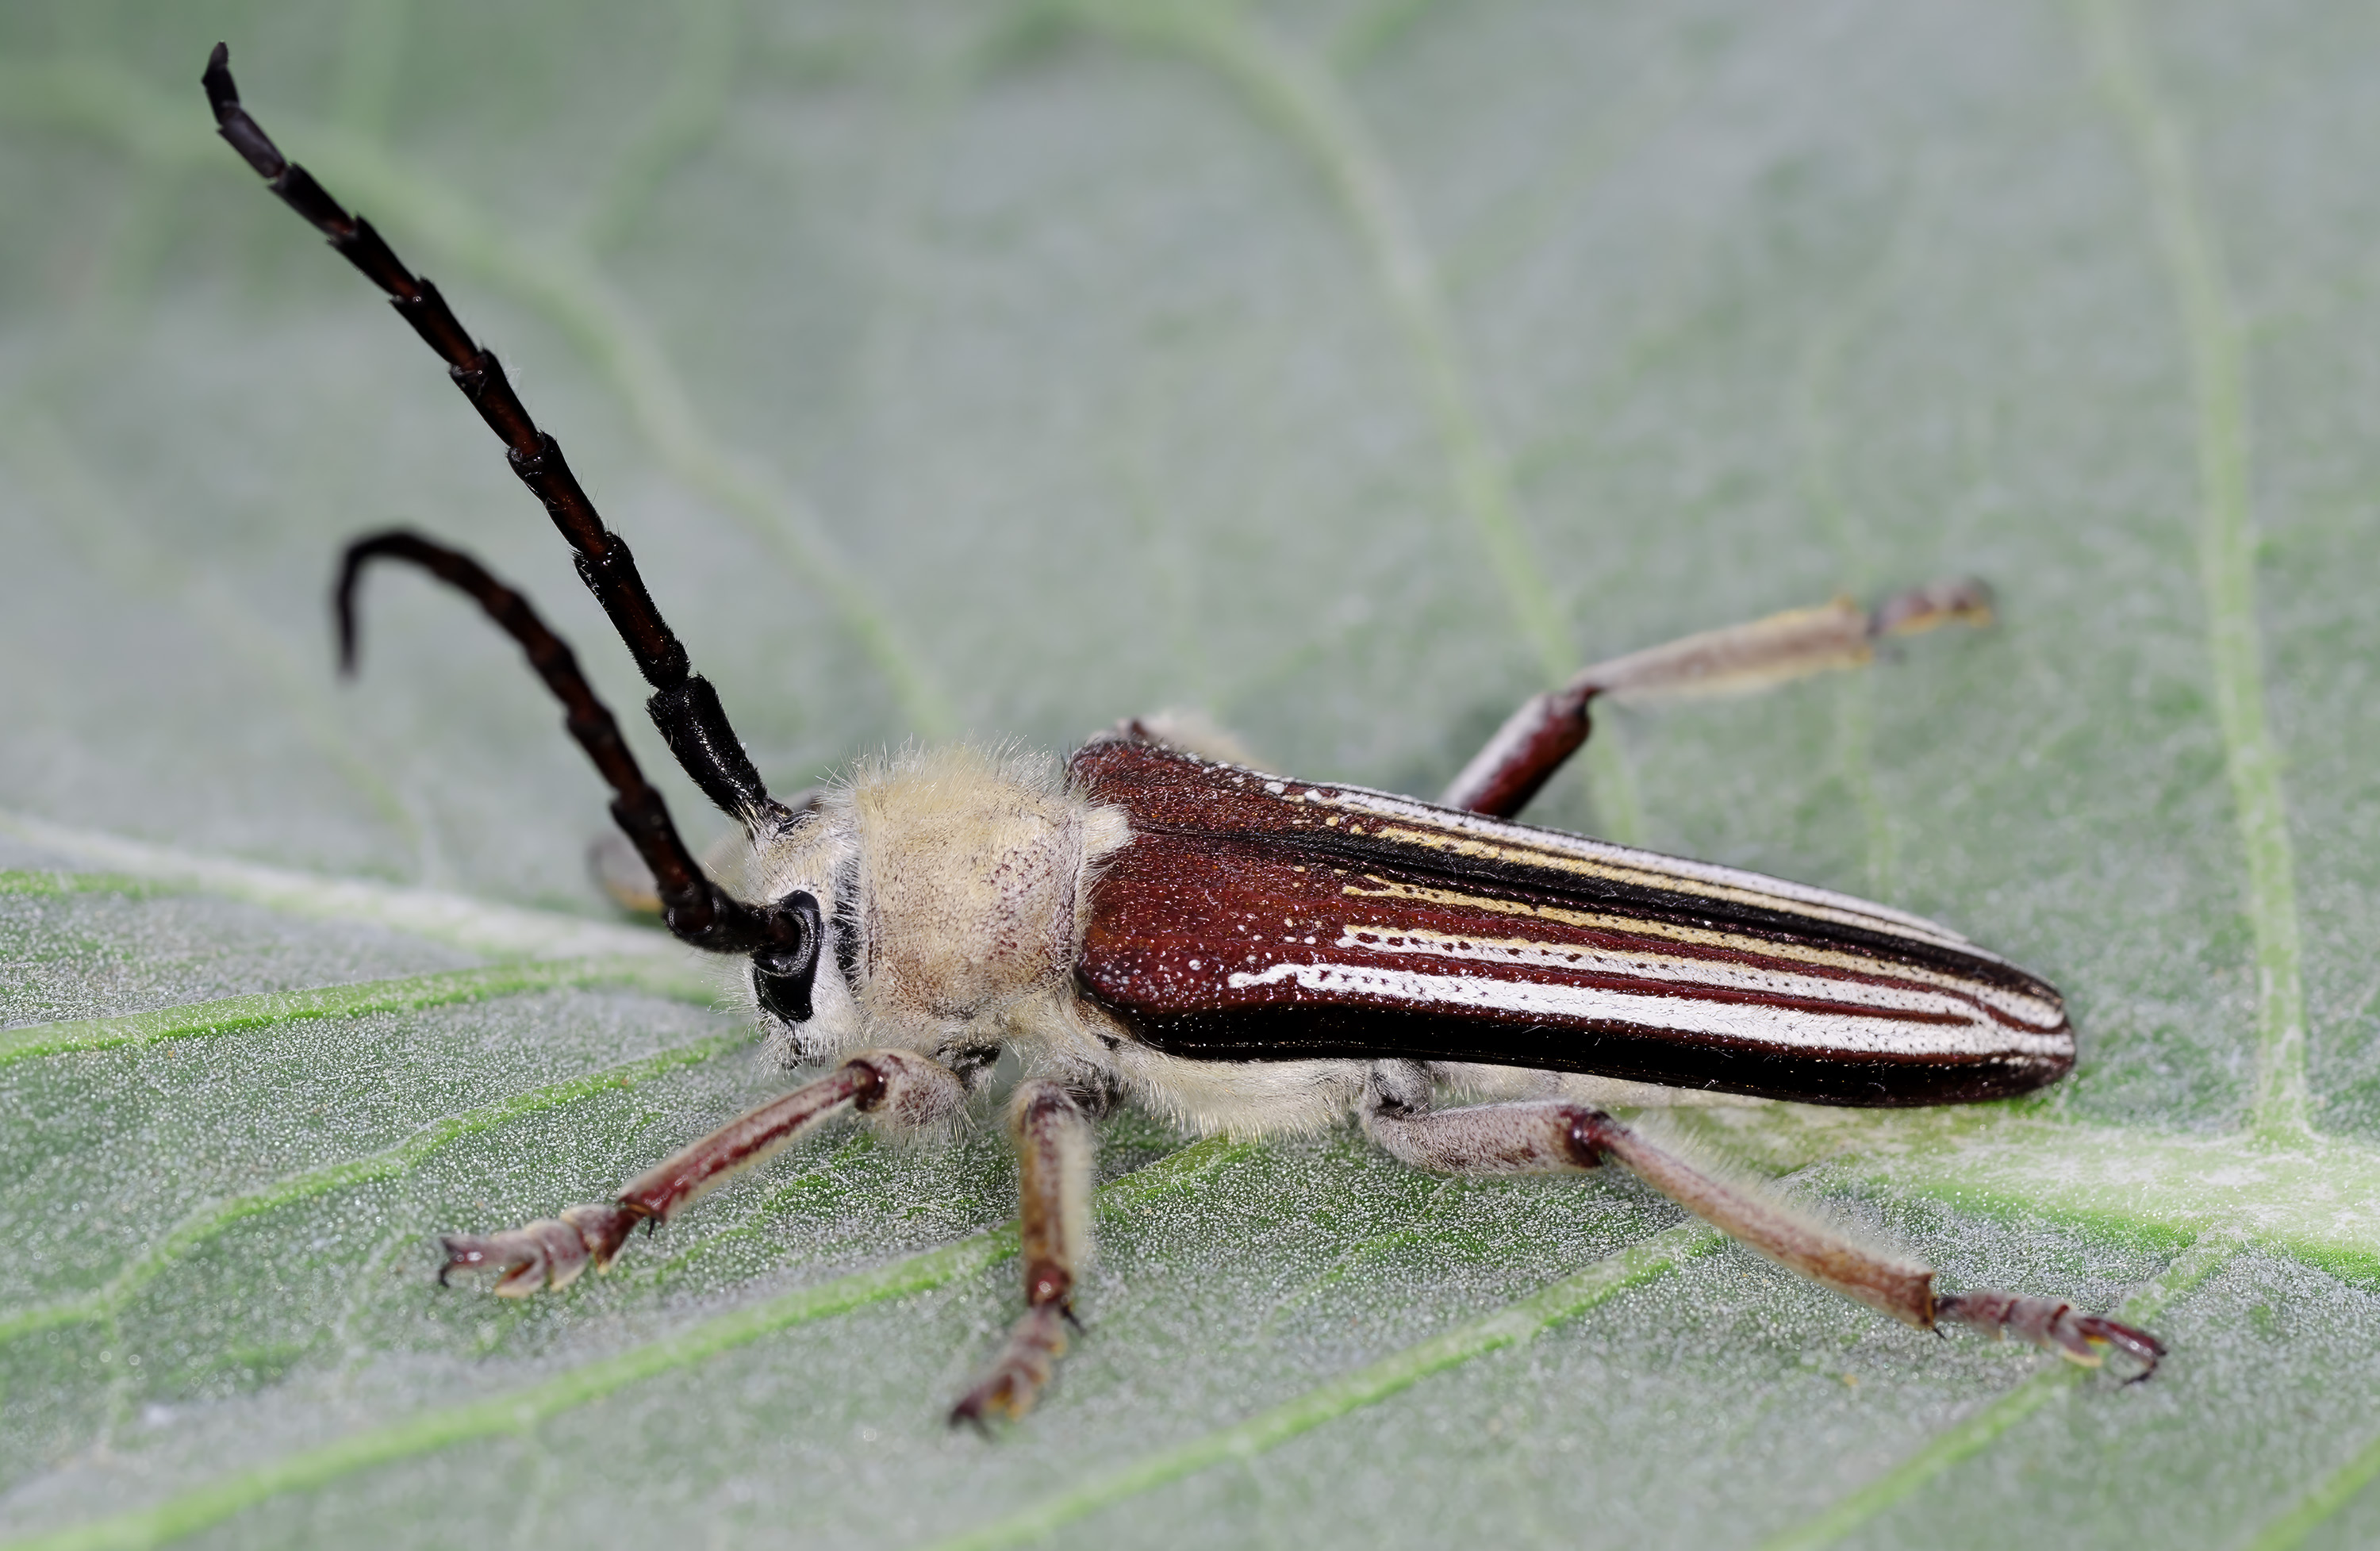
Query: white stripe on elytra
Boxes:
[
  {"xmin": 1334, "ymin": 877, "xmax": 2051, "ymax": 1023},
  {"xmin": 1223, "ymin": 960, "xmax": 2070, "ymax": 1059},
  {"xmin": 1335, "ymin": 923, "xmax": 2063, "ymax": 1034}
]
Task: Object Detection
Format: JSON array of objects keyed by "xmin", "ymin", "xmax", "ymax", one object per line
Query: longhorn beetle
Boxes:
[{"xmin": 202, "ymin": 44, "xmax": 2163, "ymax": 1426}]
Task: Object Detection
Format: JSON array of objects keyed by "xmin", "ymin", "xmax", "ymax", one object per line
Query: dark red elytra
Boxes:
[{"xmin": 1071, "ymin": 739, "xmax": 2071, "ymax": 1107}]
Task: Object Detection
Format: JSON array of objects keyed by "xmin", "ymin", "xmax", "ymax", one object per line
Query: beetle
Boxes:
[{"xmin": 202, "ymin": 44, "xmax": 2163, "ymax": 1426}]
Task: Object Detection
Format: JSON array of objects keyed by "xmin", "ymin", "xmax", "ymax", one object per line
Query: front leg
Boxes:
[
  {"xmin": 1361, "ymin": 1073, "xmax": 2164, "ymax": 1376},
  {"xmin": 441, "ymin": 1049, "xmax": 965, "ymax": 1294},
  {"xmin": 950, "ymin": 1078, "xmax": 1098, "ymax": 1428}
]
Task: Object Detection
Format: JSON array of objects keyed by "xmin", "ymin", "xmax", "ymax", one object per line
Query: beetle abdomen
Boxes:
[{"xmin": 1071, "ymin": 739, "xmax": 2071, "ymax": 1107}]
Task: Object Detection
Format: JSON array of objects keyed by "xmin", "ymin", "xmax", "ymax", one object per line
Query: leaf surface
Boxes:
[{"xmin": 2, "ymin": 2, "xmax": 2377, "ymax": 1547}]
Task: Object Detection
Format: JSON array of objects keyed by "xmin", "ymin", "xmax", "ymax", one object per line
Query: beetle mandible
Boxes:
[{"xmin": 201, "ymin": 44, "xmax": 2163, "ymax": 1426}]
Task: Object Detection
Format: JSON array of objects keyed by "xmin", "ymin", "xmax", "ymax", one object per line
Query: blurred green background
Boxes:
[{"xmin": 2, "ymin": 1, "xmax": 2377, "ymax": 1547}]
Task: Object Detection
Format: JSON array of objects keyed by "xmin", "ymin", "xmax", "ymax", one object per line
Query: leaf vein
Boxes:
[
  {"xmin": 0, "ymin": 1027, "xmax": 744, "ymax": 1343},
  {"xmin": 0, "ymin": 958, "xmax": 713, "ymax": 1067},
  {"xmin": 917, "ymin": 1222, "xmax": 1726, "ymax": 1551},
  {"xmin": 2082, "ymin": 0, "xmax": 2310, "ymax": 1141},
  {"xmin": 1759, "ymin": 1230, "xmax": 2246, "ymax": 1551},
  {"xmin": 0, "ymin": 1138, "xmax": 1253, "ymax": 1551}
]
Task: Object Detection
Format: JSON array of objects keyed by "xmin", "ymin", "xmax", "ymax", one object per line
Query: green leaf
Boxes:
[{"xmin": 3, "ymin": 2, "xmax": 2377, "ymax": 1547}]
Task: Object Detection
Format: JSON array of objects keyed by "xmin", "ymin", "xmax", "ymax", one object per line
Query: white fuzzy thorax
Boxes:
[{"xmin": 744, "ymin": 743, "xmax": 1126, "ymax": 1071}]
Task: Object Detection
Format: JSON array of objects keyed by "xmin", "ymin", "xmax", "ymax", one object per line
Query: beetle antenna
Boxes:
[
  {"xmin": 204, "ymin": 43, "xmax": 789, "ymax": 836},
  {"xmin": 336, "ymin": 529, "xmax": 818, "ymax": 962}
]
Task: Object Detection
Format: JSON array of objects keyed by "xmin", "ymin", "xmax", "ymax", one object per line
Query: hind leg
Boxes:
[
  {"xmin": 1357, "ymin": 1066, "xmax": 2164, "ymax": 1376},
  {"xmin": 1443, "ymin": 580, "xmax": 1993, "ymax": 819}
]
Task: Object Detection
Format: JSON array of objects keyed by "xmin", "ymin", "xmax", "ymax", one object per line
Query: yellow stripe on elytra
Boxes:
[
  {"xmin": 1295, "ymin": 782, "xmax": 1973, "ymax": 950},
  {"xmin": 1353, "ymin": 820, "xmax": 1968, "ymax": 950},
  {"xmin": 1338, "ymin": 877, "xmax": 2059, "ymax": 1030},
  {"xmin": 1344, "ymin": 920, "xmax": 1844, "ymax": 983}
]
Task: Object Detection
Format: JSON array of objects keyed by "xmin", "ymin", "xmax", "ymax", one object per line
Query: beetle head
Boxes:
[{"xmin": 741, "ymin": 807, "xmax": 867, "ymax": 1066}]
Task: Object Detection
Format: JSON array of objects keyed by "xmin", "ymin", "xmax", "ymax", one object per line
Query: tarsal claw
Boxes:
[{"xmin": 437, "ymin": 1203, "xmax": 642, "ymax": 1296}]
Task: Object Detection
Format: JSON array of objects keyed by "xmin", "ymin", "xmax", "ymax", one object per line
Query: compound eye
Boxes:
[{"xmin": 750, "ymin": 891, "xmax": 823, "ymax": 1025}]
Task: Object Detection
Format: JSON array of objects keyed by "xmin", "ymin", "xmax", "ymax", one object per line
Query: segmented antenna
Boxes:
[
  {"xmin": 336, "ymin": 531, "xmax": 817, "ymax": 960},
  {"xmin": 202, "ymin": 43, "xmax": 779, "ymax": 829}
]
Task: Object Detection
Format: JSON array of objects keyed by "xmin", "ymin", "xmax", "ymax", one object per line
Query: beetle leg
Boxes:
[
  {"xmin": 1360, "ymin": 1080, "xmax": 2163, "ymax": 1378},
  {"xmin": 1934, "ymin": 1289, "xmax": 2167, "ymax": 1376},
  {"xmin": 440, "ymin": 1050, "xmax": 965, "ymax": 1294},
  {"xmin": 950, "ymin": 1079, "xmax": 1096, "ymax": 1429},
  {"xmin": 1361, "ymin": 1069, "xmax": 1595, "ymax": 1176},
  {"xmin": 1441, "ymin": 578, "xmax": 1994, "ymax": 818},
  {"xmin": 1427, "ymin": 1061, "xmax": 1770, "ymax": 1111}
]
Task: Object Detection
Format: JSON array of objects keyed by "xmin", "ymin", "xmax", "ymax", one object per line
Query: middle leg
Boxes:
[
  {"xmin": 950, "ymin": 1077, "xmax": 1102, "ymax": 1428},
  {"xmin": 1359, "ymin": 1069, "xmax": 2164, "ymax": 1374}
]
